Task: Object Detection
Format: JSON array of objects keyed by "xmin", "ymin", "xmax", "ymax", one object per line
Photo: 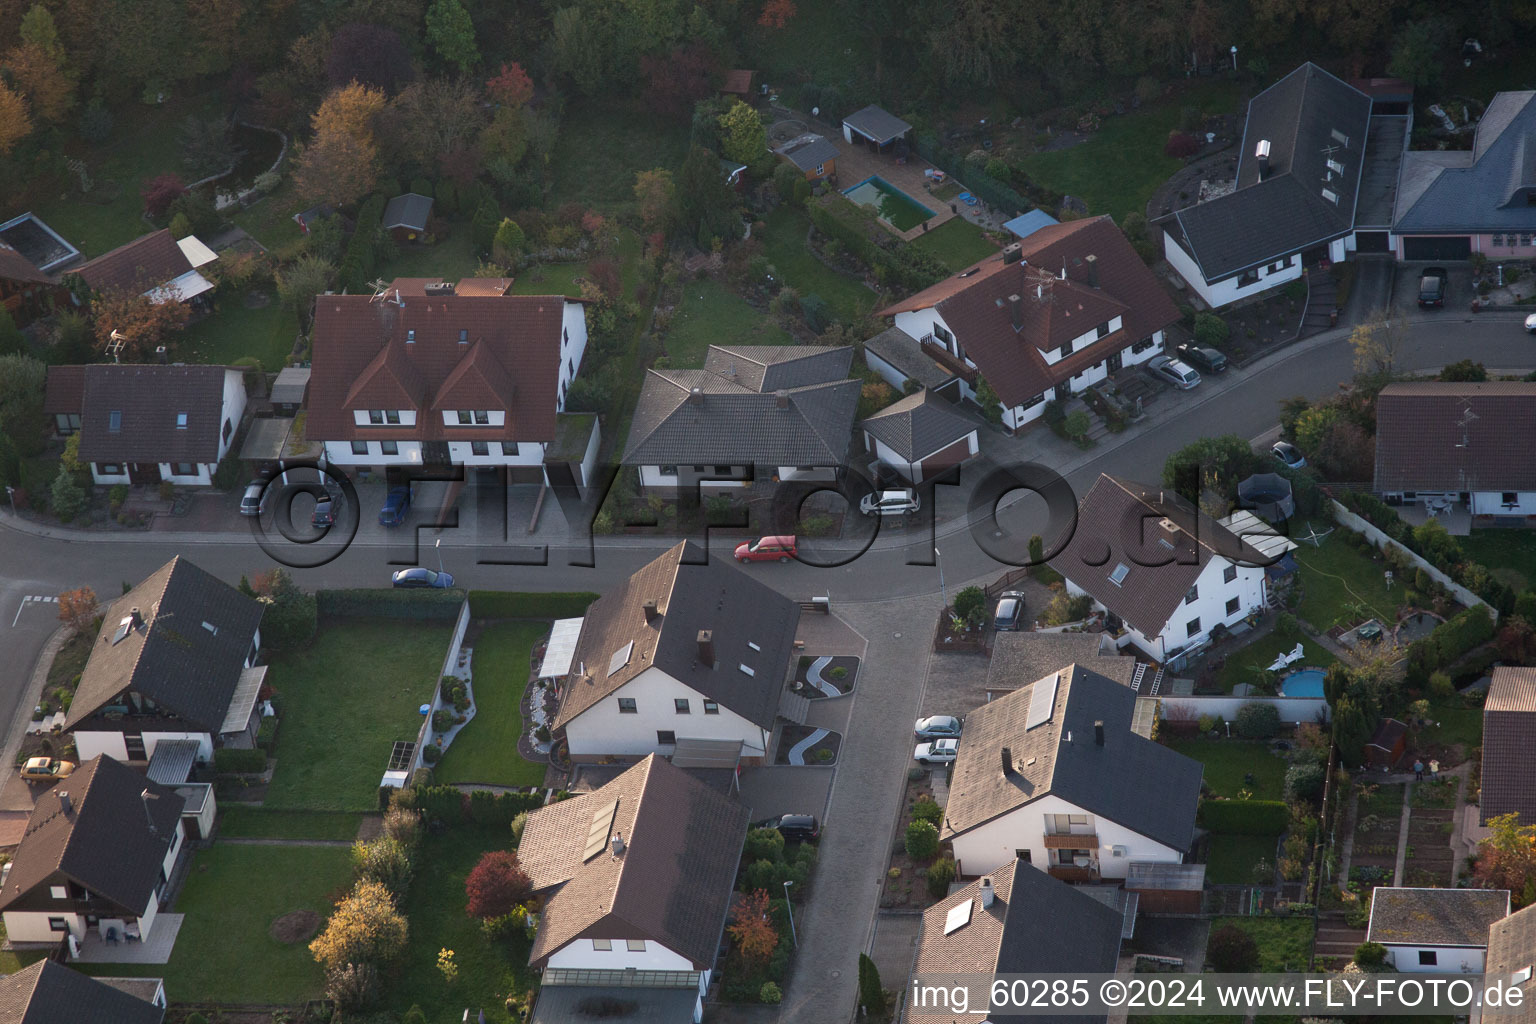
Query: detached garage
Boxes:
[
  {"xmin": 861, "ymin": 389, "xmax": 979, "ymax": 485},
  {"xmin": 1401, "ymin": 236, "xmax": 1472, "ymax": 261}
]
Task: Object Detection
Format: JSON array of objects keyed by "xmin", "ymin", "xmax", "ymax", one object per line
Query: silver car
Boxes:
[
  {"xmin": 1147, "ymin": 354, "xmax": 1202, "ymax": 390},
  {"xmin": 915, "ymin": 715, "xmax": 962, "ymax": 740},
  {"xmin": 914, "ymin": 738, "xmax": 959, "ymax": 765},
  {"xmin": 860, "ymin": 488, "xmax": 920, "ymax": 516}
]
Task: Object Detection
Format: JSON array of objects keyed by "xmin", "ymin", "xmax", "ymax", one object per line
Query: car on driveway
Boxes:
[
  {"xmin": 239, "ymin": 480, "xmax": 269, "ymax": 517},
  {"xmin": 914, "ymin": 715, "xmax": 962, "ymax": 740},
  {"xmin": 378, "ymin": 486, "xmax": 411, "ymax": 526},
  {"xmin": 992, "ymin": 591, "xmax": 1026, "ymax": 631},
  {"xmin": 1146, "ymin": 354, "xmax": 1201, "ymax": 390},
  {"xmin": 735, "ymin": 535, "xmax": 797, "ymax": 563},
  {"xmin": 914, "ymin": 738, "xmax": 959, "ymax": 765},
  {"xmin": 860, "ymin": 488, "xmax": 920, "ymax": 516},
  {"xmin": 312, "ymin": 493, "xmax": 342, "ymax": 528},
  {"xmin": 392, "ymin": 567, "xmax": 455, "ymax": 589},
  {"xmin": 1176, "ymin": 343, "xmax": 1227, "ymax": 374},
  {"xmin": 754, "ymin": 813, "xmax": 820, "ymax": 842},
  {"xmin": 1418, "ymin": 267, "xmax": 1447, "ymax": 308},
  {"xmin": 1272, "ymin": 441, "xmax": 1307, "ymax": 469},
  {"xmin": 19, "ymin": 757, "xmax": 74, "ymax": 782}
]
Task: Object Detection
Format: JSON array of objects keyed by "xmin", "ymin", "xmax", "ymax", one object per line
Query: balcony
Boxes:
[
  {"xmin": 1043, "ymin": 833, "xmax": 1098, "ymax": 849},
  {"xmin": 919, "ymin": 336, "xmax": 978, "ymax": 386},
  {"xmin": 1047, "ymin": 865, "xmax": 1098, "ymax": 882}
]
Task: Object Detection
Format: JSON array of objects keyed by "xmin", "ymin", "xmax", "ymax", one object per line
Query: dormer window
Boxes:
[
  {"xmin": 176, "ymin": 412, "xmax": 188, "ymax": 429},
  {"xmin": 1059, "ymin": 338, "xmax": 1074, "ymax": 357},
  {"xmin": 474, "ymin": 410, "xmax": 489, "ymax": 425},
  {"xmin": 1095, "ymin": 321, "xmax": 1110, "ymax": 339},
  {"xmin": 370, "ymin": 410, "xmax": 384, "ymax": 425}
]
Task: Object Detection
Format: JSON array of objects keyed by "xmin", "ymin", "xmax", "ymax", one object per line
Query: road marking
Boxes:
[{"xmin": 10, "ymin": 595, "xmax": 58, "ymax": 628}]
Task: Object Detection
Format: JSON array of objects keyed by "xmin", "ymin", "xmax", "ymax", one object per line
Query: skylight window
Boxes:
[
  {"xmin": 1108, "ymin": 563, "xmax": 1130, "ymax": 586},
  {"xmin": 201, "ymin": 621, "xmax": 217, "ymax": 635},
  {"xmin": 1513, "ymin": 967, "xmax": 1533, "ymax": 985},
  {"xmin": 176, "ymin": 412, "xmax": 188, "ymax": 429},
  {"xmin": 1321, "ymin": 188, "xmax": 1339, "ymax": 205},
  {"xmin": 748, "ymin": 641, "xmax": 761, "ymax": 651},
  {"xmin": 740, "ymin": 664, "xmax": 755, "ymax": 677},
  {"xmin": 607, "ymin": 641, "xmax": 634, "ymax": 677},
  {"xmin": 108, "ymin": 410, "xmax": 122, "ymax": 433}
]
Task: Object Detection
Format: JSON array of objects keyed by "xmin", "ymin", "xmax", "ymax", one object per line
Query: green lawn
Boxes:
[
  {"xmin": 388, "ymin": 827, "xmax": 535, "ymax": 1022},
  {"xmin": 759, "ymin": 206, "xmax": 879, "ymax": 321},
  {"xmin": 1293, "ymin": 537, "xmax": 1401, "ymax": 631},
  {"xmin": 1209, "ymin": 916, "xmax": 1315, "ymax": 973},
  {"xmin": 435, "ymin": 622, "xmax": 550, "ymax": 788},
  {"xmin": 173, "ymin": 298, "xmax": 298, "ymax": 370},
  {"xmin": 376, "ymin": 226, "xmax": 481, "ymax": 283},
  {"xmin": 0, "ymin": 925, "xmax": 45, "ymax": 975},
  {"xmin": 1019, "ymin": 81, "xmax": 1244, "ymax": 223},
  {"xmin": 230, "ymin": 179, "xmax": 304, "ymax": 250},
  {"xmin": 1459, "ymin": 530, "xmax": 1536, "ymax": 594},
  {"xmin": 510, "ymin": 261, "xmax": 586, "ymax": 298},
  {"xmin": 1217, "ymin": 631, "xmax": 1337, "ymax": 693},
  {"xmin": 1206, "ymin": 832, "xmax": 1279, "ymax": 885},
  {"xmin": 264, "ymin": 619, "xmax": 452, "ymax": 811},
  {"xmin": 664, "ymin": 279, "xmax": 792, "ymax": 367},
  {"xmin": 218, "ymin": 807, "xmax": 364, "ymax": 840},
  {"xmin": 30, "ymin": 93, "xmax": 225, "ymax": 258},
  {"xmin": 82, "ymin": 844, "xmax": 352, "ymax": 1004},
  {"xmin": 1164, "ymin": 739, "xmax": 1286, "ymax": 800},
  {"xmin": 910, "ymin": 217, "xmax": 1000, "ymax": 272},
  {"xmin": 1418, "ymin": 703, "xmax": 1483, "ymax": 752},
  {"xmin": 548, "ymin": 102, "xmax": 691, "ymax": 211}
]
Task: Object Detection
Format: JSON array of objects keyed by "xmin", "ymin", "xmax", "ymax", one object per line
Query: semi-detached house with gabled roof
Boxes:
[
  {"xmin": 553, "ymin": 541, "xmax": 799, "ymax": 766},
  {"xmin": 1048, "ymin": 474, "xmax": 1271, "ymax": 666},
  {"xmin": 519, "ymin": 754, "xmax": 748, "ymax": 1024},
  {"xmin": 0, "ymin": 960, "xmax": 166, "ymax": 1024},
  {"xmin": 941, "ymin": 663, "xmax": 1203, "ymax": 880},
  {"xmin": 64, "ymin": 556, "xmax": 264, "ymax": 765}
]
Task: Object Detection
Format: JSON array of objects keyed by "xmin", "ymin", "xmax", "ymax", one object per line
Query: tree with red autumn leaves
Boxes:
[
  {"xmin": 88, "ymin": 287, "xmax": 190, "ymax": 359},
  {"xmin": 140, "ymin": 174, "xmax": 187, "ymax": 218},
  {"xmin": 727, "ymin": 889, "xmax": 779, "ymax": 965},
  {"xmin": 640, "ymin": 42, "xmax": 719, "ymax": 119},
  {"xmin": 465, "ymin": 850, "xmax": 533, "ymax": 920},
  {"xmin": 486, "ymin": 62, "xmax": 534, "ymax": 109},
  {"xmin": 757, "ymin": 0, "xmax": 797, "ymax": 29}
]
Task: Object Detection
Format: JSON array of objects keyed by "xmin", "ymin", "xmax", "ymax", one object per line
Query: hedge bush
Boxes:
[
  {"xmin": 317, "ymin": 588, "xmax": 466, "ymax": 620},
  {"xmin": 467, "ymin": 591, "xmax": 599, "ymax": 619},
  {"xmin": 214, "ymin": 747, "xmax": 267, "ymax": 774},
  {"xmin": 1340, "ymin": 491, "xmax": 1514, "ymax": 612},
  {"xmin": 1197, "ymin": 799, "xmax": 1289, "ymax": 835},
  {"xmin": 1234, "ymin": 702, "xmax": 1280, "ymax": 739},
  {"xmin": 1406, "ymin": 604, "xmax": 1496, "ymax": 685},
  {"xmin": 807, "ymin": 194, "xmax": 947, "ymax": 293}
]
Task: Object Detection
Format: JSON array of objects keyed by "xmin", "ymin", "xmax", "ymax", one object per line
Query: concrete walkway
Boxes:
[
  {"xmin": 1392, "ymin": 781, "xmax": 1414, "ymax": 886},
  {"xmin": 787, "ymin": 728, "xmax": 831, "ymax": 766},
  {"xmin": 803, "ymin": 656, "xmax": 840, "ymax": 697}
]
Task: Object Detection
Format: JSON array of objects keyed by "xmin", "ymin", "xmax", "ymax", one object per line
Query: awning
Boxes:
[
  {"xmin": 147, "ymin": 738, "xmax": 201, "ymax": 785},
  {"xmin": 538, "ymin": 618, "xmax": 585, "ymax": 679},
  {"xmin": 1218, "ymin": 509, "xmax": 1300, "ymax": 562},
  {"xmin": 220, "ymin": 665, "xmax": 267, "ymax": 735},
  {"xmin": 176, "ymin": 235, "xmax": 219, "ymax": 269},
  {"xmin": 669, "ymin": 738, "xmax": 745, "ymax": 769},
  {"xmin": 147, "ymin": 269, "xmax": 215, "ymax": 305}
]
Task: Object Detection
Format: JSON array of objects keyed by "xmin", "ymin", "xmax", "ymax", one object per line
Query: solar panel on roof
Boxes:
[
  {"xmin": 583, "ymin": 798, "xmax": 620, "ymax": 862},
  {"xmin": 1026, "ymin": 673, "xmax": 1059, "ymax": 730},
  {"xmin": 607, "ymin": 641, "xmax": 635, "ymax": 677},
  {"xmin": 943, "ymin": 899, "xmax": 973, "ymax": 935}
]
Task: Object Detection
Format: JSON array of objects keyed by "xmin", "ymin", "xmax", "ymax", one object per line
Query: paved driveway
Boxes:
[
  {"xmin": 1393, "ymin": 262, "xmax": 1472, "ymax": 317},
  {"xmin": 738, "ymin": 765, "xmax": 835, "ymax": 822}
]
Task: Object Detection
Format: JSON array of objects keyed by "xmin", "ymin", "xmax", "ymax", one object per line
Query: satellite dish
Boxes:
[
  {"xmin": 812, "ymin": 106, "xmax": 820, "ymax": 117},
  {"xmin": 1073, "ymin": 855, "xmax": 1092, "ymax": 868}
]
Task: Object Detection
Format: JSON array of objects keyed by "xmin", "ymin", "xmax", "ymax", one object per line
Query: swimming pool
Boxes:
[
  {"xmin": 1279, "ymin": 668, "xmax": 1325, "ymax": 698},
  {"xmin": 842, "ymin": 175, "xmax": 935, "ymax": 231}
]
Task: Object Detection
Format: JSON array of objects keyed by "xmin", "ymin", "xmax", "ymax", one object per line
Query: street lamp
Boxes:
[
  {"xmin": 435, "ymin": 537, "xmax": 444, "ymax": 575},
  {"xmin": 4, "ymin": 485, "xmax": 13, "ymax": 517},
  {"xmin": 1230, "ymin": 45, "xmax": 1238, "ymax": 71},
  {"xmin": 783, "ymin": 881, "xmax": 797, "ymax": 947},
  {"xmin": 935, "ymin": 547, "xmax": 948, "ymax": 614}
]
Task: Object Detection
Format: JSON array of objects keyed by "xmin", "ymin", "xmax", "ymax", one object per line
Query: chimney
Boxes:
[
  {"xmin": 1085, "ymin": 254, "xmax": 1099, "ymax": 289},
  {"xmin": 155, "ymin": 345, "xmax": 168, "ymax": 364},
  {"xmin": 611, "ymin": 832, "xmax": 625, "ymax": 855},
  {"xmin": 1002, "ymin": 242, "xmax": 1023, "ymax": 265},
  {"xmin": 58, "ymin": 792, "xmax": 71, "ymax": 815},
  {"xmin": 1000, "ymin": 746, "xmax": 1013, "ymax": 776},
  {"xmin": 129, "ymin": 607, "xmax": 143, "ymax": 631},
  {"xmin": 1094, "ymin": 720, "xmax": 1105, "ymax": 746},
  {"xmin": 643, "ymin": 599, "xmax": 659, "ymax": 623},
  {"xmin": 1255, "ymin": 139, "xmax": 1271, "ymax": 179},
  {"xmin": 1008, "ymin": 294, "xmax": 1023, "ymax": 331},
  {"xmin": 688, "ymin": 387, "xmax": 704, "ymax": 405},
  {"xmin": 696, "ymin": 629, "xmax": 715, "ymax": 666},
  {"xmin": 980, "ymin": 877, "xmax": 995, "ymax": 908},
  {"xmin": 775, "ymin": 390, "xmax": 790, "ymax": 409}
]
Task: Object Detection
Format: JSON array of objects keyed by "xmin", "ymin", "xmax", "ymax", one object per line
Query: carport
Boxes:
[
  {"xmin": 1402, "ymin": 235, "xmax": 1471, "ymax": 261},
  {"xmin": 842, "ymin": 105, "xmax": 911, "ymax": 151},
  {"xmin": 669, "ymin": 738, "xmax": 746, "ymax": 769},
  {"xmin": 239, "ymin": 417, "xmax": 295, "ymax": 463}
]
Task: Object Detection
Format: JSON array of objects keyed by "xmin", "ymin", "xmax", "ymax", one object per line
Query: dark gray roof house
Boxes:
[
  {"xmin": 1487, "ymin": 902, "xmax": 1536, "ymax": 1024},
  {"xmin": 861, "ymin": 389, "xmax": 976, "ymax": 464},
  {"xmin": 843, "ymin": 105, "xmax": 912, "ymax": 146},
  {"xmin": 1481, "ymin": 667, "xmax": 1536, "ymax": 826},
  {"xmin": 1394, "ymin": 91, "xmax": 1536, "ymax": 237},
  {"xmin": 1367, "ymin": 887, "xmax": 1510, "ymax": 949},
  {"xmin": 942, "ymin": 663, "xmax": 1203, "ymax": 853},
  {"xmin": 0, "ymin": 961, "xmax": 165, "ymax": 1024},
  {"xmin": 775, "ymin": 134, "xmax": 840, "ymax": 173},
  {"xmin": 553, "ymin": 542, "xmax": 800, "ymax": 733},
  {"xmin": 51, "ymin": 364, "xmax": 242, "ymax": 469},
  {"xmin": 65, "ymin": 557, "xmax": 264, "ymax": 737},
  {"xmin": 381, "ymin": 193, "xmax": 434, "ymax": 232},
  {"xmin": 1374, "ymin": 382, "xmax": 1536, "ymax": 494},
  {"xmin": 623, "ymin": 346, "xmax": 858, "ymax": 469},
  {"xmin": 1164, "ymin": 63, "xmax": 1372, "ymax": 284},
  {"xmin": 911, "ymin": 860, "xmax": 1121, "ymax": 1024}
]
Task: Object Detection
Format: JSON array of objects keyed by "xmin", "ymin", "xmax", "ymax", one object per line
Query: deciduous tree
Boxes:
[
  {"xmin": 0, "ymin": 353, "xmax": 47, "ymax": 455},
  {"xmin": 4, "ymin": 38, "xmax": 74, "ymax": 124},
  {"xmin": 140, "ymin": 174, "xmax": 187, "ymax": 218},
  {"xmin": 57, "ymin": 586, "xmax": 98, "ymax": 632},
  {"xmin": 391, "ymin": 78, "xmax": 484, "ymax": 177},
  {"xmin": 491, "ymin": 219, "xmax": 525, "ymax": 266},
  {"xmin": 89, "ymin": 289, "xmax": 190, "ymax": 358},
  {"xmin": 727, "ymin": 889, "xmax": 778, "ymax": 966},
  {"xmin": 0, "ymin": 82, "xmax": 32, "ymax": 154},
  {"xmin": 1498, "ymin": 616, "xmax": 1536, "ymax": 666},
  {"xmin": 292, "ymin": 82, "xmax": 386, "ymax": 207},
  {"xmin": 276, "ymin": 255, "xmax": 334, "ymax": 321},
  {"xmin": 1478, "ymin": 813, "xmax": 1536, "ymax": 907},
  {"xmin": 718, "ymin": 100, "xmax": 767, "ymax": 166},
  {"xmin": 425, "ymin": 0, "xmax": 479, "ymax": 74},
  {"xmin": 633, "ymin": 169, "xmax": 675, "ymax": 233},
  {"xmin": 464, "ymin": 850, "xmax": 532, "ymax": 919},
  {"xmin": 757, "ymin": 0, "xmax": 797, "ymax": 28},
  {"xmin": 485, "ymin": 62, "xmax": 533, "ymax": 109},
  {"xmin": 640, "ymin": 42, "xmax": 718, "ymax": 119},
  {"xmin": 326, "ymin": 23, "xmax": 414, "ymax": 93},
  {"xmin": 1350, "ymin": 312, "xmax": 1407, "ymax": 381},
  {"xmin": 310, "ymin": 880, "xmax": 409, "ymax": 973},
  {"xmin": 183, "ymin": 0, "xmax": 248, "ymax": 77}
]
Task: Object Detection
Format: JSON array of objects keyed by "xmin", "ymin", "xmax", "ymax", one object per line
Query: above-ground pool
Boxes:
[
  {"xmin": 1279, "ymin": 668, "xmax": 1325, "ymax": 698},
  {"xmin": 842, "ymin": 176, "xmax": 935, "ymax": 231}
]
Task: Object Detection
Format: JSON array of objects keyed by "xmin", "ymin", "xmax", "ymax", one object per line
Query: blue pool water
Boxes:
[
  {"xmin": 1279, "ymin": 668, "xmax": 1325, "ymax": 698},
  {"xmin": 841, "ymin": 175, "xmax": 936, "ymax": 231}
]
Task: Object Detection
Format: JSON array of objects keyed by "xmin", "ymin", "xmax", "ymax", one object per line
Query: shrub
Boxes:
[
  {"xmin": 383, "ymin": 805, "xmax": 422, "ymax": 848},
  {"xmin": 1207, "ymin": 924, "xmax": 1260, "ymax": 972},
  {"xmin": 1354, "ymin": 941, "xmax": 1388, "ymax": 967},
  {"xmin": 1197, "ymin": 714, "xmax": 1215, "ymax": 733},
  {"xmin": 309, "ymin": 880, "xmax": 408, "ymax": 974},
  {"xmin": 859, "ymin": 952, "xmax": 887, "ymax": 1015},
  {"xmin": 1284, "ymin": 762, "xmax": 1326, "ymax": 803},
  {"xmin": 352, "ymin": 837, "xmax": 414, "ymax": 899},
  {"xmin": 952, "ymin": 585, "xmax": 986, "ymax": 626},
  {"xmin": 911, "ymin": 797, "xmax": 944, "ymax": 828},
  {"xmin": 214, "ymin": 747, "xmax": 267, "ymax": 774},
  {"xmin": 1276, "ymin": 612, "xmax": 1300, "ymax": 639},
  {"xmin": 927, "ymin": 857, "xmax": 957, "ymax": 898},
  {"xmin": 510, "ymin": 811, "xmax": 529, "ymax": 846},
  {"xmin": 760, "ymin": 982, "xmax": 782, "ymax": 1004},
  {"xmin": 905, "ymin": 819, "xmax": 940, "ymax": 860},
  {"xmin": 745, "ymin": 827, "xmax": 786, "ymax": 862},
  {"xmin": 1429, "ymin": 671, "xmax": 1454, "ymax": 701},
  {"xmin": 1193, "ymin": 312, "xmax": 1230, "ymax": 348},
  {"xmin": 466, "ymin": 591, "xmax": 598, "ymax": 619},
  {"xmin": 422, "ymin": 745, "xmax": 441, "ymax": 765},
  {"xmin": 141, "ymin": 173, "xmax": 187, "ymax": 217},
  {"xmin": 1234, "ymin": 702, "xmax": 1280, "ymax": 739},
  {"xmin": 1164, "ymin": 132, "xmax": 1200, "ymax": 158},
  {"xmin": 432, "ymin": 709, "xmax": 453, "ymax": 732},
  {"xmin": 465, "ymin": 850, "xmax": 533, "ymax": 919},
  {"xmin": 1042, "ymin": 592, "xmax": 1092, "ymax": 626}
]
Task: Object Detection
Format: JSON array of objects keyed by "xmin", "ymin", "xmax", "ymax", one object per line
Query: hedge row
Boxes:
[
  {"xmin": 467, "ymin": 591, "xmax": 600, "ymax": 620},
  {"xmin": 1406, "ymin": 604, "xmax": 1497, "ymax": 685},
  {"xmin": 910, "ymin": 134, "xmax": 1036, "ymax": 216},
  {"xmin": 214, "ymin": 747, "xmax": 267, "ymax": 774},
  {"xmin": 1339, "ymin": 491, "xmax": 1515, "ymax": 612},
  {"xmin": 413, "ymin": 783, "xmax": 545, "ymax": 826},
  {"xmin": 339, "ymin": 194, "xmax": 386, "ymax": 293},
  {"xmin": 1197, "ymin": 799, "xmax": 1289, "ymax": 835},
  {"xmin": 807, "ymin": 194, "xmax": 948, "ymax": 293},
  {"xmin": 316, "ymin": 588, "xmax": 466, "ymax": 621}
]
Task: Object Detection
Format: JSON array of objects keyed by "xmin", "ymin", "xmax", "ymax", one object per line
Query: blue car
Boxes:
[
  {"xmin": 392, "ymin": 567, "xmax": 455, "ymax": 589},
  {"xmin": 378, "ymin": 486, "xmax": 411, "ymax": 526}
]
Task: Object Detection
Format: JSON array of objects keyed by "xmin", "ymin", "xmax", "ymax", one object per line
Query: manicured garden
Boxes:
[
  {"xmin": 1293, "ymin": 540, "xmax": 1401, "ymax": 631},
  {"xmin": 435, "ymin": 621, "xmax": 550, "ymax": 788},
  {"xmin": 1216, "ymin": 630, "xmax": 1337, "ymax": 694},
  {"xmin": 1208, "ymin": 916, "xmax": 1315, "ymax": 973},
  {"xmin": 173, "ymin": 300, "xmax": 299, "ymax": 371},
  {"xmin": 218, "ymin": 807, "xmax": 364, "ymax": 841},
  {"xmin": 909, "ymin": 217, "xmax": 999, "ymax": 271},
  {"xmin": 664, "ymin": 278, "xmax": 793, "ymax": 366},
  {"xmin": 264, "ymin": 620, "xmax": 452, "ymax": 811},
  {"xmin": 759, "ymin": 206, "xmax": 879, "ymax": 321},
  {"xmin": 81, "ymin": 844, "xmax": 353, "ymax": 1005},
  {"xmin": 1164, "ymin": 738, "xmax": 1286, "ymax": 800}
]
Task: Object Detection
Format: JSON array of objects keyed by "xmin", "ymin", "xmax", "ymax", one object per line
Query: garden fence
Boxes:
[
  {"xmin": 909, "ymin": 135, "xmax": 1031, "ymax": 217},
  {"xmin": 1329, "ymin": 501, "xmax": 1487, "ymax": 613}
]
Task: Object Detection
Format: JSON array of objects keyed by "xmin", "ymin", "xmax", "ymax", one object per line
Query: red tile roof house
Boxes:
[
  {"xmin": 306, "ymin": 278, "xmax": 592, "ymax": 479},
  {"xmin": 67, "ymin": 229, "xmax": 219, "ymax": 309},
  {"xmin": 43, "ymin": 364, "xmax": 247, "ymax": 487},
  {"xmin": 0, "ymin": 239, "xmax": 67, "ymax": 328},
  {"xmin": 519, "ymin": 754, "xmax": 748, "ymax": 1023},
  {"xmin": 878, "ymin": 216, "xmax": 1179, "ymax": 433}
]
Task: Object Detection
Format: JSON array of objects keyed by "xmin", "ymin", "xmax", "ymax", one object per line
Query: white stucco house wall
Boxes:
[{"xmin": 1367, "ymin": 888, "xmax": 1510, "ymax": 974}]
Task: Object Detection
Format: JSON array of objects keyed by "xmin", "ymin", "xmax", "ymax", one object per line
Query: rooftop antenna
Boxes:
[
  {"xmin": 140, "ymin": 789, "xmax": 158, "ymax": 835},
  {"xmin": 105, "ymin": 329, "xmax": 127, "ymax": 363},
  {"xmin": 1454, "ymin": 399, "xmax": 1478, "ymax": 448}
]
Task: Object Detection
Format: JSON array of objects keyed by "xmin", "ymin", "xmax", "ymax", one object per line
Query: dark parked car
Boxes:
[
  {"xmin": 391, "ymin": 567, "xmax": 455, "ymax": 589},
  {"xmin": 1176, "ymin": 343, "xmax": 1227, "ymax": 374},
  {"xmin": 1419, "ymin": 267, "xmax": 1447, "ymax": 308},
  {"xmin": 992, "ymin": 591, "xmax": 1025, "ymax": 631},
  {"xmin": 754, "ymin": 814, "xmax": 820, "ymax": 842},
  {"xmin": 311, "ymin": 494, "xmax": 341, "ymax": 528},
  {"xmin": 378, "ymin": 486, "xmax": 411, "ymax": 526}
]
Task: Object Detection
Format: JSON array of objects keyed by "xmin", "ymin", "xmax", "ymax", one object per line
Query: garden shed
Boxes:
[
  {"xmin": 843, "ymin": 105, "xmax": 911, "ymax": 150},
  {"xmin": 1125, "ymin": 861, "xmax": 1205, "ymax": 914},
  {"xmin": 1365, "ymin": 717, "xmax": 1408, "ymax": 767}
]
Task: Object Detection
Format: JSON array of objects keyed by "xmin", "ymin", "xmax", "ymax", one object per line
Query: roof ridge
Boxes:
[
  {"xmin": 122, "ymin": 557, "xmax": 180, "ymax": 697},
  {"xmin": 1104, "ymin": 475, "xmax": 1246, "ymax": 560}
]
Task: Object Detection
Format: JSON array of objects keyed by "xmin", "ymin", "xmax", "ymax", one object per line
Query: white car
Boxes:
[
  {"xmin": 1147, "ymin": 354, "xmax": 1202, "ymax": 390},
  {"xmin": 1525, "ymin": 313, "xmax": 1536, "ymax": 334},
  {"xmin": 914, "ymin": 738, "xmax": 959, "ymax": 764},
  {"xmin": 860, "ymin": 488, "xmax": 920, "ymax": 516}
]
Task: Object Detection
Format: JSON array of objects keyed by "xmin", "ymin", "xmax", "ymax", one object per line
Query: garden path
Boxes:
[
  {"xmin": 1392, "ymin": 782, "xmax": 1414, "ymax": 885},
  {"xmin": 804, "ymin": 656, "xmax": 840, "ymax": 697},
  {"xmin": 787, "ymin": 729, "xmax": 831, "ymax": 765}
]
